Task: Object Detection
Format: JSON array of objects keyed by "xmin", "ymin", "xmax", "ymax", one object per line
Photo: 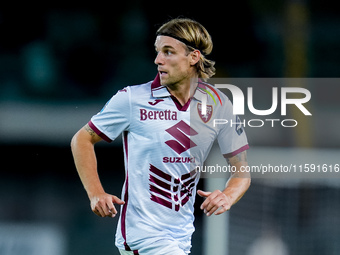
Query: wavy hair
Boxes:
[{"xmin": 157, "ymin": 18, "xmax": 216, "ymax": 80}]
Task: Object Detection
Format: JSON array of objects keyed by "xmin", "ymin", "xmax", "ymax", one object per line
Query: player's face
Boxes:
[{"xmin": 154, "ymin": 36, "xmax": 198, "ymax": 87}]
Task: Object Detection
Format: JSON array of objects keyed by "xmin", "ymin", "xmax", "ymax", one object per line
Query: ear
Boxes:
[{"xmin": 189, "ymin": 50, "xmax": 201, "ymax": 66}]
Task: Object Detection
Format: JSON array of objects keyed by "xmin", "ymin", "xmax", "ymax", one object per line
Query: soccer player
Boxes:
[{"xmin": 71, "ymin": 18, "xmax": 250, "ymax": 255}]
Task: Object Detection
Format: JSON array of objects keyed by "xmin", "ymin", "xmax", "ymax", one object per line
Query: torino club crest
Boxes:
[{"xmin": 197, "ymin": 103, "xmax": 213, "ymax": 123}]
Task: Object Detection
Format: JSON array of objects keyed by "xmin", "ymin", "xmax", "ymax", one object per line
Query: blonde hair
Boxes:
[{"xmin": 157, "ymin": 18, "xmax": 216, "ymax": 80}]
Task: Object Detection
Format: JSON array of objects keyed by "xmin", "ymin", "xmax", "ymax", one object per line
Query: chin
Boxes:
[
  {"xmin": 159, "ymin": 79, "xmax": 166, "ymax": 86},
  {"xmin": 160, "ymin": 78, "xmax": 170, "ymax": 87}
]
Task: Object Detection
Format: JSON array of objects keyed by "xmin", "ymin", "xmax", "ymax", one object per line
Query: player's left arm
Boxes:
[{"xmin": 197, "ymin": 150, "xmax": 250, "ymax": 216}]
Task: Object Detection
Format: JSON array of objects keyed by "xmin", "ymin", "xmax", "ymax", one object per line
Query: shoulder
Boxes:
[
  {"xmin": 105, "ymin": 80, "xmax": 153, "ymax": 103},
  {"xmin": 126, "ymin": 80, "xmax": 153, "ymax": 95},
  {"xmin": 198, "ymin": 81, "xmax": 232, "ymax": 107}
]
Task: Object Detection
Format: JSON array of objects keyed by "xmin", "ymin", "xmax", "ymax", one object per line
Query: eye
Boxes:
[{"xmin": 164, "ymin": 50, "xmax": 173, "ymax": 56}]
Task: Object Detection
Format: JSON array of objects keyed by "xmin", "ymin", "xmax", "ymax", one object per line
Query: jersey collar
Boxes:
[
  {"xmin": 151, "ymin": 73, "xmax": 171, "ymax": 98},
  {"xmin": 194, "ymin": 81, "xmax": 208, "ymax": 103}
]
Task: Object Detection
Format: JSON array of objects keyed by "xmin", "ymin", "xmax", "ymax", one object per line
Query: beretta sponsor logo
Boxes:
[{"xmin": 140, "ymin": 109, "xmax": 178, "ymax": 121}]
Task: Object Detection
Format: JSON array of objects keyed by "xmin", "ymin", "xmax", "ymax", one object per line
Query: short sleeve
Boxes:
[
  {"xmin": 216, "ymin": 98, "xmax": 249, "ymax": 158},
  {"xmin": 89, "ymin": 87, "xmax": 131, "ymax": 142}
]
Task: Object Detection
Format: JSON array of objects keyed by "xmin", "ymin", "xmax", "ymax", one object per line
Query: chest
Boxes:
[{"xmin": 129, "ymin": 97, "xmax": 219, "ymax": 155}]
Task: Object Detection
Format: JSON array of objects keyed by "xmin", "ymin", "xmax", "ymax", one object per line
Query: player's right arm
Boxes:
[{"xmin": 71, "ymin": 124, "xmax": 124, "ymax": 218}]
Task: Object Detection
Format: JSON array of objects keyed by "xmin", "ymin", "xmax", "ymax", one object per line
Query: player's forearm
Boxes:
[
  {"xmin": 223, "ymin": 151, "xmax": 250, "ymax": 205},
  {"xmin": 222, "ymin": 174, "xmax": 250, "ymax": 206},
  {"xmin": 71, "ymin": 132, "xmax": 105, "ymax": 198}
]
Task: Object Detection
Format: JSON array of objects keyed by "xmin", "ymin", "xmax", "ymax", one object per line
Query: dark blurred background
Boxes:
[{"xmin": 1, "ymin": 1, "xmax": 340, "ymax": 254}]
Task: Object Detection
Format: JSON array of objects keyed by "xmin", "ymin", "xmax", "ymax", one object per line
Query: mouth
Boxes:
[{"xmin": 159, "ymin": 70, "xmax": 168, "ymax": 77}]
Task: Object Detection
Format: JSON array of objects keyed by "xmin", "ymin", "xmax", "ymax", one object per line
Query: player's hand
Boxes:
[
  {"xmin": 90, "ymin": 193, "xmax": 125, "ymax": 218},
  {"xmin": 197, "ymin": 189, "xmax": 231, "ymax": 216}
]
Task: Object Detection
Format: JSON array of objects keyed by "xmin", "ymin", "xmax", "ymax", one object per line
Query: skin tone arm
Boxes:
[
  {"xmin": 71, "ymin": 124, "xmax": 124, "ymax": 218},
  {"xmin": 197, "ymin": 150, "xmax": 250, "ymax": 216}
]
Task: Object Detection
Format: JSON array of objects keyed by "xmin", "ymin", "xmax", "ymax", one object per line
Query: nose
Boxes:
[{"xmin": 154, "ymin": 52, "xmax": 164, "ymax": 65}]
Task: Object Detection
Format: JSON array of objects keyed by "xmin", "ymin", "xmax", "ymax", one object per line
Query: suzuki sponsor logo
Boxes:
[
  {"xmin": 163, "ymin": 120, "xmax": 198, "ymax": 164},
  {"xmin": 165, "ymin": 120, "xmax": 197, "ymax": 154},
  {"xmin": 163, "ymin": 156, "xmax": 195, "ymax": 163}
]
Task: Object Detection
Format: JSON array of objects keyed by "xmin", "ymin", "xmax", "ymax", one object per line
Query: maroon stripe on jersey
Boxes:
[
  {"xmin": 183, "ymin": 179, "xmax": 195, "ymax": 190},
  {"xmin": 150, "ymin": 184, "xmax": 172, "ymax": 200},
  {"xmin": 223, "ymin": 144, "xmax": 249, "ymax": 158},
  {"xmin": 182, "ymin": 176, "xmax": 196, "ymax": 186},
  {"xmin": 88, "ymin": 121, "xmax": 112, "ymax": 143},
  {"xmin": 181, "ymin": 169, "xmax": 197, "ymax": 180},
  {"xmin": 121, "ymin": 131, "xmax": 129, "ymax": 244},
  {"xmin": 150, "ymin": 194, "xmax": 172, "ymax": 210},
  {"xmin": 181, "ymin": 194, "xmax": 190, "ymax": 206},
  {"xmin": 124, "ymin": 243, "xmax": 139, "ymax": 254},
  {"xmin": 149, "ymin": 164, "xmax": 172, "ymax": 181},
  {"xmin": 149, "ymin": 174, "xmax": 171, "ymax": 190}
]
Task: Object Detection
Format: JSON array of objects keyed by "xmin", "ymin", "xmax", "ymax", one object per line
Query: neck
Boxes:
[{"xmin": 167, "ymin": 76, "xmax": 198, "ymax": 106}]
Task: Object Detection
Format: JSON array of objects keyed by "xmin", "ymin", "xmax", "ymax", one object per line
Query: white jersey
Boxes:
[{"xmin": 89, "ymin": 74, "xmax": 249, "ymax": 253}]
